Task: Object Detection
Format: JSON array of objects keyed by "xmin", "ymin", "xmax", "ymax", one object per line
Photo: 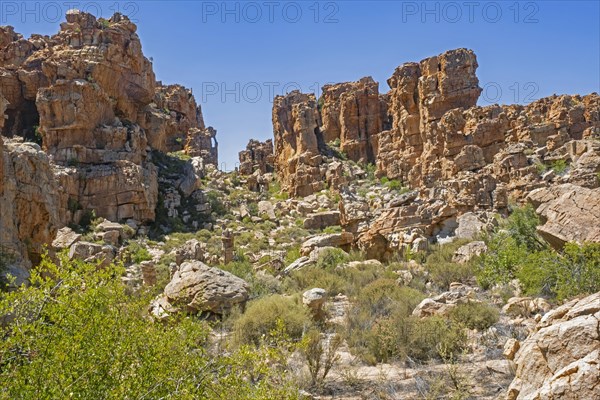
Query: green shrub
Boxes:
[
  {"xmin": 424, "ymin": 240, "xmax": 473, "ymax": 290},
  {"xmin": 126, "ymin": 241, "xmax": 152, "ymax": 263},
  {"xmin": 357, "ymin": 279, "xmax": 424, "ymax": 318},
  {"xmin": 322, "ymin": 225, "xmax": 342, "ymax": 234},
  {"xmin": 284, "ymin": 267, "xmax": 346, "ymax": 295},
  {"xmin": 284, "ymin": 245, "xmax": 302, "ymax": 265},
  {"xmin": 0, "ymin": 254, "xmax": 300, "ymax": 399},
  {"xmin": 345, "ymin": 280, "xmax": 434, "ymax": 364},
  {"xmin": 231, "ymin": 295, "xmax": 311, "ymax": 347},
  {"xmin": 535, "ymin": 161, "xmax": 547, "ymax": 174},
  {"xmin": 315, "ymin": 248, "xmax": 349, "ymax": 270},
  {"xmin": 517, "ymin": 242, "xmax": 600, "ymax": 300},
  {"xmin": 449, "ymin": 302, "xmax": 499, "ymax": 330},
  {"xmin": 551, "ymin": 159, "xmax": 568, "ymax": 174},
  {"xmin": 428, "ymin": 262, "xmax": 474, "ymax": 291},
  {"xmin": 504, "ymin": 204, "xmax": 546, "ymax": 252},
  {"xmin": 364, "ymin": 163, "xmax": 377, "ymax": 181},
  {"xmin": 206, "ymin": 191, "xmax": 228, "ymax": 216},
  {"xmin": 476, "ymin": 233, "xmax": 528, "ymax": 288},
  {"xmin": 347, "ymin": 312, "xmax": 466, "ymax": 364}
]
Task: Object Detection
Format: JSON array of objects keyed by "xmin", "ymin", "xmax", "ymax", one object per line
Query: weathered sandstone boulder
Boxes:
[
  {"xmin": 152, "ymin": 261, "xmax": 249, "ymax": 316},
  {"xmin": 303, "ymin": 211, "xmax": 341, "ymax": 230},
  {"xmin": 300, "ymin": 232, "xmax": 354, "ymax": 256},
  {"xmin": 412, "ymin": 283, "xmax": 477, "ymax": 318},
  {"xmin": 506, "ymin": 292, "xmax": 600, "ymax": 400},
  {"xmin": 453, "ymin": 241, "xmax": 487, "ymax": 264},
  {"xmin": 527, "ymin": 184, "xmax": 600, "ymax": 249},
  {"xmin": 303, "ymin": 288, "xmax": 327, "ymax": 320}
]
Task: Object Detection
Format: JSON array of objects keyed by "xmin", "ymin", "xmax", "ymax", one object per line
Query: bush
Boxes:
[
  {"xmin": 348, "ymin": 312, "xmax": 467, "ymax": 364},
  {"xmin": 0, "ymin": 254, "xmax": 300, "ymax": 399},
  {"xmin": 424, "ymin": 240, "xmax": 474, "ymax": 290},
  {"xmin": 504, "ymin": 204, "xmax": 546, "ymax": 252},
  {"xmin": 284, "ymin": 267, "xmax": 346, "ymax": 295},
  {"xmin": 517, "ymin": 242, "xmax": 600, "ymax": 300},
  {"xmin": 126, "ymin": 241, "xmax": 152, "ymax": 263},
  {"xmin": 231, "ymin": 295, "xmax": 311, "ymax": 347},
  {"xmin": 345, "ymin": 280, "xmax": 434, "ymax": 364},
  {"xmin": 206, "ymin": 191, "xmax": 228, "ymax": 216},
  {"xmin": 449, "ymin": 302, "xmax": 499, "ymax": 331},
  {"xmin": 315, "ymin": 248, "xmax": 349, "ymax": 270},
  {"xmin": 428, "ymin": 262, "xmax": 474, "ymax": 291},
  {"xmin": 356, "ymin": 279, "xmax": 424, "ymax": 318},
  {"xmin": 551, "ymin": 159, "xmax": 568, "ymax": 174},
  {"xmin": 476, "ymin": 232, "xmax": 528, "ymax": 288}
]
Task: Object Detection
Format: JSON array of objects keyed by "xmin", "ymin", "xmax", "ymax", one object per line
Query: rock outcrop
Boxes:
[
  {"xmin": 527, "ymin": 184, "xmax": 600, "ymax": 248},
  {"xmin": 0, "ymin": 11, "xmax": 218, "ymax": 227},
  {"xmin": 0, "ymin": 138, "xmax": 60, "ymax": 284},
  {"xmin": 271, "ymin": 48, "xmax": 600, "ymax": 257},
  {"xmin": 506, "ymin": 292, "xmax": 600, "ymax": 400},
  {"xmin": 238, "ymin": 139, "xmax": 274, "ymax": 175}
]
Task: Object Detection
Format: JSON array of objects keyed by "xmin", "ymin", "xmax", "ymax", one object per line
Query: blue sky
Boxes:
[{"xmin": 4, "ymin": 1, "xmax": 599, "ymax": 169}]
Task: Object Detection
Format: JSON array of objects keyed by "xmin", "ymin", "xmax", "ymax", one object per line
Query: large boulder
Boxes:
[
  {"xmin": 506, "ymin": 292, "xmax": 600, "ymax": 400},
  {"xmin": 153, "ymin": 261, "xmax": 249, "ymax": 316},
  {"xmin": 300, "ymin": 232, "xmax": 354, "ymax": 256},
  {"xmin": 453, "ymin": 241, "xmax": 487, "ymax": 264},
  {"xmin": 527, "ymin": 184, "xmax": 600, "ymax": 249},
  {"xmin": 303, "ymin": 211, "xmax": 341, "ymax": 230}
]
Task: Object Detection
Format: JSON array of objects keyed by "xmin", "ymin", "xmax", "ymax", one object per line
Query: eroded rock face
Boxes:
[
  {"xmin": 506, "ymin": 292, "xmax": 600, "ymax": 400},
  {"xmin": 185, "ymin": 127, "xmax": 218, "ymax": 166},
  {"xmin": 0, "ymin": 138, "xmax": 60, "ymax": 284},
  {"xmin": 239, "ymin": 139, "xmax": 274, "ymax": 175},
  {"xmin": 320, "ymin": 76, "xmax": 388, "ymax": 163},
  {"xmin": 272, "ymin": 91, "xmax": 323, "ymax": 197},
  {"xmin": 1, "ymin": 11, "xmax": 217, "ymax": 227},
  {"xmin": 527, "ymin": 184, "xmax": 600, "ymax": 249},
  {"xmin": 271, "ymin": 48, "xmax": 599, "ymax": 256}
]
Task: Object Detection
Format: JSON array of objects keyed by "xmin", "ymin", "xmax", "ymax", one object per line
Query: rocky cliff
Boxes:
[
  {"xmin": 272, "ymin": 48, "xmax": 600, "ymax": 257},
  {"xmin": 0, "ymin": 11, "xmax": 218, "ymax": 281}
]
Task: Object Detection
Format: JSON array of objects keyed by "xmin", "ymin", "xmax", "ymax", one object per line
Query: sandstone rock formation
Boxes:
[
  {"xmin": 300, "ymin": 232, "xmax": 353, "ymax": 256},
  {"xmin": 239, "ymin": 139, "xmax": 274, "ymax": 175},
  {"xmin": 527, "ymin": 184, "xmax": 600, "ymax": 249},
  {"xmin": 271, "ymin": 48, "xmax": 599, "ymax": 258},
  {"xmin": 0, "ymin": 138, "xmax": 60, "ymax": 284},
  {"xmin": 412, "ymin": 283, "xmax": 477, "ymax": 318},
  {"xmin": 0, "ymin": 10, "xmax": 218, "ymax": 228},
  {"xmin": 303, "ymin": 211, "xmax": 341, "ymax": 230},
  {"xmin": 453, "ymin": 241, "xmax": 487, "ymax": 264},
  {"xmin": 506, "ymin": 291, "xmax": 600, "ymax": 400}
]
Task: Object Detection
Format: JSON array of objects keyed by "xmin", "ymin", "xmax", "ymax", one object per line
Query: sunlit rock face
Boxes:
[{"xmin": 272, "ymin": 48, "xmax": 600, "ymax": 257}]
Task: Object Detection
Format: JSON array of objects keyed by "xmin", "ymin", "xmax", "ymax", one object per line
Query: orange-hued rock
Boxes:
[
  {"xmin": 0, "ymin": 139, "xmax": 60, "ymax": 284},
  {"xmin": 320, "ymin": 77, "xmax": 387, "ymax": 163},
  {"xmin": 271, "ymin": 48, "xmax": 600, "ymax": 255},
  {"xmin": 142, "ymin": 83, "xmax": 207, "ymax": 152},
  {"xmin": 185, "ymin": 126, "xmax": 218, "ymax": 166},
  {"xmin": 272, "ymin": 91, "xmax": 323, "ymax": 197},
  {"xmin": 238, "ymin": 139, "xmax": 274, "ymax": 175},
  {"xmin": 0, "ymin": 10, "xmax": 218, "ymax": 228}
]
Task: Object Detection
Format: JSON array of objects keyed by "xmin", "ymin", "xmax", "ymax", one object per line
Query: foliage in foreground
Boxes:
[{"xmin": 0, "ymin": 254, "xmax": 299, "ymax": 399}]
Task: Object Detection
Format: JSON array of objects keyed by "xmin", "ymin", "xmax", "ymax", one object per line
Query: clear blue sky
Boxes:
[{"xmin": 4, "ymin": 1, "xmax": 599, "ymax": 170}]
